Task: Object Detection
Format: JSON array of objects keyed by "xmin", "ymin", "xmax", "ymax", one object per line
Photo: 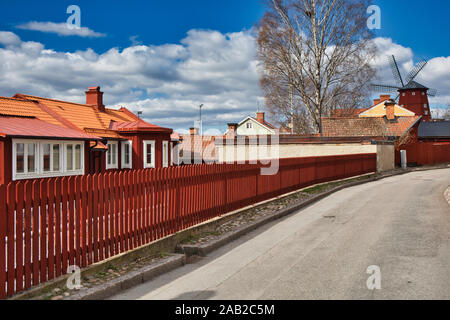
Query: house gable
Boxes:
[
  {"xmin": 237, "ymin": 117, "xmax": 275, "ymax": 135},
  {"xmin": 359, "ymin": 101, "xmax": 416, "ymax": 118}
]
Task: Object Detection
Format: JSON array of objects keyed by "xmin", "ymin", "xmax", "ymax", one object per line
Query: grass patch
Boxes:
[{"xmin": 302, "ymin": 174, "xmax": 375, "ymax": 194}]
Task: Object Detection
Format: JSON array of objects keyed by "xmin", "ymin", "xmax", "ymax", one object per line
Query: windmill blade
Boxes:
[
  {"xmin": 389, "ymin": 55, "xmax": 404, "ymax": 87},
  {"xmin": 394, "ymin": 94, "xmax": 400, "ymax": 103},
  {"xmin": 371, "ymin": 84, "xmax": 401, "ymax": 93},
  {"xmin": 405, "ymin": 59, "xmax": 427, "ymax": 84},
  {"xmin": 427, "ymin": 88, "xmax": 437, "ymax": 97}
]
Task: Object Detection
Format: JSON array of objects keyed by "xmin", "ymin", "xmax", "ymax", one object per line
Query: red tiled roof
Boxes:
[
  {"xmin": 0, "ymin": 116, "xmax": 99, "ymax": 140},
  {"xmin": 322, "ymin": 116, "xmax": 421, "ymax": 138}
]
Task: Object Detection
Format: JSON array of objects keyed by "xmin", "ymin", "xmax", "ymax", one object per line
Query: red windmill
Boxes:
[{"xmin": 372, "ymin": 55, "xmax": 437, "ymax": 121}]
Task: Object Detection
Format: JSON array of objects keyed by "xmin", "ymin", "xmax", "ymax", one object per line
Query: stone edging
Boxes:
[{"xmin": 66, "ymin": 254, "xmax": 186, "ymax": 300}]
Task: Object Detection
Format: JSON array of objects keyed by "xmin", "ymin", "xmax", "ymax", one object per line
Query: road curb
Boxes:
[{"xmin": 66, "ymin": 254, "xmax": 186, "ymax": 300}]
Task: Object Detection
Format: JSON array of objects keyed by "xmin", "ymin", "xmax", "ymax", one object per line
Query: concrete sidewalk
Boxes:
[{"xmin": 110, "ymin": 168, "xmax": 450, "ymax": 300}]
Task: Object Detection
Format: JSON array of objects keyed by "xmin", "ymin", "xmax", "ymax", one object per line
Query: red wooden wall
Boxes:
[{"xmin": 396, "ymin": 142, "xmax": 450, "ymax": 166}]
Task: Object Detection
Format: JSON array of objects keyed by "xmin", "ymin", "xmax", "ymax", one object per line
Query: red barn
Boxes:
[{"xmin": 0, "ymin": 87, "xmax": 175, "ymax": 184}]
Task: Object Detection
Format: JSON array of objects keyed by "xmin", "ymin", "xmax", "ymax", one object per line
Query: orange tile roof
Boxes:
[
  {"xmin": 110, "ymin": 119, "xmax": 172, "ymax": 133},
  {"xmin": 0, "ymin": 97, "xmax": 64, "ymax": 127},
  {"xmin": 18, "ymin": 94, "xmax": 136, "ymax": 133},
  {"xmin": 322, "ymin": 116, "xmax": 421, "ymax": 138},
  {"xmin": 6, "ymin": 94, "xmax": 171, "ymax": 139}
]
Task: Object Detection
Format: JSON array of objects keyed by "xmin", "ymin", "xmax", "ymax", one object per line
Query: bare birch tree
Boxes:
[{"xmin": 258, "ymin": 0, "xmax": 377, "ymax": 134}]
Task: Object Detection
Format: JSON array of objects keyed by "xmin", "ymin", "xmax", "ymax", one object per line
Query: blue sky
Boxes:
[{"xmin": 0, "ymin": 0, "xmax": 449, "ymax": 131}]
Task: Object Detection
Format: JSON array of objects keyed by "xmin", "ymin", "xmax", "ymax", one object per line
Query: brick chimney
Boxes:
[
  {"xmin": 189, "ymin": 127, "xmax": 199, "ymax": 136},
  {"xmin": 256, "ymin": 112, "xmax": 265, "ymax": 124},
  {"xmin": 374, "ymin": 95, "xmax": 391, "ymax": 106},
  {"xmin": 86, "ymin": 86, "xmax": 105, "ymax": 112},
  {"xmin": 227, "ymin": 123, "xmax": 238, "ymax": 137},
  {"xmin": 385, "ymin": 100, "xmax": 396, "ymax": 120}
]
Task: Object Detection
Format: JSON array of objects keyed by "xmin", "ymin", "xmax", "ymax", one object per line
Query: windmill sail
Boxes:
[
  {"xmin": 405, "ymin": 59, "xmax": 427, "ymax": 84},
  {"xmin": 371, "ymin": 84, "xmax": 400, "ymax": 93},
  {"xmin": 389, "ymin": 55, "xmax": 404, "ymax": 87}
]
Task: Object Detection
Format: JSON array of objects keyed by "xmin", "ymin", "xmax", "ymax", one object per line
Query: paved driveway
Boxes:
[{"xmin": 110, "ymin": 169, "xmax": 450, "ymax": 300}]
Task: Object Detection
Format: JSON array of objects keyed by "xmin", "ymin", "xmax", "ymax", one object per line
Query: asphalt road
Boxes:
[{"xmin": 110, "ymin": 169, "xmax": 450, "ymax": 300}]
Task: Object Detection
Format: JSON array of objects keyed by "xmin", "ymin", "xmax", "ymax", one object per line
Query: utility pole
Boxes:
[{"xmin": 199, "ymin": 104, "xmax": 204, "ymax": 136}]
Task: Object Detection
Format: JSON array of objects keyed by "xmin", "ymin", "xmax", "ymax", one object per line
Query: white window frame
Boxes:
[
  {"xmin": 106, "ymin": 141, "xmax": 119, "ymax": 170},
  {"xmin": 41, "ymin": 141, "xmax": 63, "ymax": 175},
  {"xmin": 12, "ymin": 139, "xmax": 84, "ymax": 181},
  {"xmin": 412, "ymin": 92, "xmax": 416, "ymax": 96},
  {"xmin": 121, "ymin": 140, "xmax": 133, "ymax": 169},
  {"xmin": 64, "ymin": 142, "xmax": 84, "ymax": 174},
  {"xmin": 247, "ymin": 122, "xmax": 253, "ymax": 129},
  {"xmin": 143, "ymin": 140, "xmax": 156, "ymax": 169},
  {"xmin": 170, "ymin": 142, "xmax": 174, "ymax": 166},
  {"xmin": 162, "ymin": 141, "xmax": 169, "ymax": 168}
]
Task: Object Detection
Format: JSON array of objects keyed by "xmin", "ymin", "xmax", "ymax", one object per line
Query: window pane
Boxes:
[
  {"xmin": 43, "ymin": 144, "xmax": 51, "ymax": 172},
  {"xmin": 112, "ymin": 144, "xmax": 117, "ymax": 165},
  {"xmin": 146, "ymin": 144, "xmax": 152, "ymax": 164},
  {"xmin": 75, "ymin": 145, "xmax": 81, "ymax": 170},
  {"xmin": 27, "ymin": 144, "xmax": 36, "ymax": 173},
  {"xmin": 67, "ymin": 145, "xmax": 73, "ymax": 171},
  {"xmin": 107, "ymin": 144, "xmax": 111, "ymax": 165},
  {"xmin": 53, "ymin": 145, "xmax": 60, "ymax": 171},
  {"xmin": 16, "ymin": 143, "xmax": 24, "ymax": 173},
  {"xmin": 124, "ymin": 144, "xmax": 130, "ymax": 165}
]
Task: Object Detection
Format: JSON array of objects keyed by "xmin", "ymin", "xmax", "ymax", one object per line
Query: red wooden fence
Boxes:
[
  {"xmin": 396, "ymin": 142, "xmax": 450, "ymax": 166},
  {"xmin": 0, "ymin": 153, "xmax": 376, "ymax": 298}
]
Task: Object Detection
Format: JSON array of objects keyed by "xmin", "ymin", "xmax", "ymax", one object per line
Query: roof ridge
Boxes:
[
  {"xmin": 16, "ymin": 94, "xmax": 86, "ymax": 133},
  {"xmin": 21, "ymin": 94, "xmax": 132, "ymax": 114},
  {"xmin": 0, "ymin": 96, "xmax": 36, "ymax": 103},
  {"xmin": 19, "ymin": 94, "xmax": 92, "ymax": 107}
]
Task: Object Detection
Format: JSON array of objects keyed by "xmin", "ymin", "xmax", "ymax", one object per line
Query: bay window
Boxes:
[
  {"xmin": 106, "ymin": 141, "xmax": 118, "ymax": 170},
  {"xmin": 143, "ymin": 140, "xmax": 155, "ymax": 169},
  {"xmin": 12, "ymin": 140, "xmax": 84, "ymax": 181},
  {"xmin": 121, "ymin": 140, "xmax": 132, "ymax": 169}
]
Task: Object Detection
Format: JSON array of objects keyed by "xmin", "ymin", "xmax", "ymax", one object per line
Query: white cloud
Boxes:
[
  {"xmin": 0, "ymin": 29, "xmax": 262, "ymax": 130},
  {"xmin": 17, "ymin": 22, "xmax": 106, "ymax": 38},
  {"xmin": 0, "ymin": 31, "xmax": 21, "ymax": 47},
  {"xmin": 0, "ymin": 31, "xmax": 448, "ymax": 132}
]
